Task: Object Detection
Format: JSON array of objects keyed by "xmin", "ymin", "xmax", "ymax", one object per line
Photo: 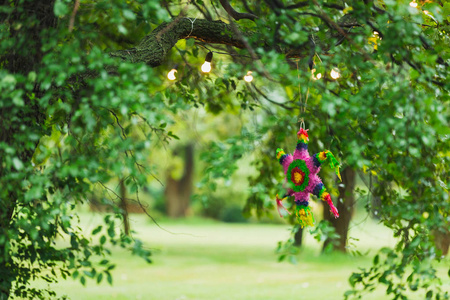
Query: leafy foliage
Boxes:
[
  {"xmin": 0, "ymin": 1, "xmax": 165, "ymax": 298},
  {"xmin": 0, "ymin": 0, "xmax": 449, "ymax": 299}
]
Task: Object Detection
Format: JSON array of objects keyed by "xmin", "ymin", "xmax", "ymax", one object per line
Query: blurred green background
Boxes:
[{"xmin": 31, "ymin": 209, "xmax": 449, "ymax": 300}]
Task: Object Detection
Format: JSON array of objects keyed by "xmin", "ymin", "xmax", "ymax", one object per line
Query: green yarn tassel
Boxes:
[
  {"xmin": 295, "ymin": 205, "xmax": 315, "ymax": 228},
  {"xmin": 326, "ymin": 151, "xmax": 341, "ymax": 181}
]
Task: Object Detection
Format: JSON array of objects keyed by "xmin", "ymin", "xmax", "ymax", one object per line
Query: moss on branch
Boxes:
[
  {"xmin": 110, "ymin": 18, "xmax": 245, "ymax": 67},
  {"xmin": 109, "ymin": 16, "xmax": 350, "ymax": 68}
]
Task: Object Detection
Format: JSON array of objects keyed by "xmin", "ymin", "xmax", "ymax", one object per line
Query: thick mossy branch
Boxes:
[
  {"xmin": 110, "ymin": 18, "xmax": 245, "ymax": 67},
  {"xmin": 109, "ymin": 16, "xmax": 351, "ymax": 68}
]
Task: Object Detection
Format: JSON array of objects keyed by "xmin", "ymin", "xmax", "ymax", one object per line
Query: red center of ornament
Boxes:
[{"xmin": 290, "ymin": 167, "xmax": 305, "ymax": 186}]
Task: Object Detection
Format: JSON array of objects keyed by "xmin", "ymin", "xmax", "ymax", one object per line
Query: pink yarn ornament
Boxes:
[{"xmin": 275, "ymin": 128, "xmax": 341, "ymax": 228}]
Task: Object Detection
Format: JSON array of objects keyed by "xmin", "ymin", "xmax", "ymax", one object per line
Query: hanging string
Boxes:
[
  {"xmin": 299, "ymin": 118, "xmax": 305, "ymax": 130},
  {"xmin": 296, "ymin": 60, "xmax": 308, "ymax": 130},
  {"xmin": 185, "ymin": 17, "xmax": 197, "ymax": 38}
]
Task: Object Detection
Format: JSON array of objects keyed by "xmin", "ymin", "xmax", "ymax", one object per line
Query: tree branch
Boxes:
[
  {"xmin": 284, "ymin": 1, "xmax": 344, "ymax": 10},
  {"xmin": 68, "ymin": 0, "xmax": 80, "ymax": 32},
  {"xmin": 192, "ymin": 1, "xmax": 213, "ymax": 21},
  {"xmin": 108, "ymin": 11, "xmax": 355, "ymax": 69},
  {"xmin": 242, "ymin": 0, "xmax": 256, "ymax": 15},
  {"xmin": 219, "ymin": 0, "xmax": 257, "ymax": 21},
  {"xmin": 110, "ymin": 18, "xmax": 245, "ymax": 67}
]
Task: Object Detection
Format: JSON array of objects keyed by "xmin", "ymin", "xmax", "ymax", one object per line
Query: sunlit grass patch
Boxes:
[{"xmin": 30, "ymin": 213, "xmax": 448, "ymax": 300}]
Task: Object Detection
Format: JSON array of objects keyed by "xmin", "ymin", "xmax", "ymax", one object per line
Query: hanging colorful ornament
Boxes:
[{"xmin": 275, "ymin": 128, "xmax": 341, "ymax": 228}]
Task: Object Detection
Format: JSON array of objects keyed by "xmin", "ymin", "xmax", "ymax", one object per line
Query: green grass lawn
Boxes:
[{"xmin": 32, "ymin": 213, "xmax": 449, "ymax": 300}]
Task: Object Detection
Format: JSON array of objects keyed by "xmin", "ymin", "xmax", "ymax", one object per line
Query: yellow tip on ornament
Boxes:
[
  {"xmin": 296, "ymin": 206, "xmax": 315, "ymax": 228},
  {"xmin": 336, "ymin": 167, "xmax": 342, "ymax": 181}
]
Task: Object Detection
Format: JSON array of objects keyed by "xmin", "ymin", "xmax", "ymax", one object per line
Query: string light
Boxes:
[
  {"xmin": 244, "ymin": 71, "xmax": 253, "ymax": 83},
  {"xmin": 201, "ymin": 62, "xmax": 211, "ymax": 73},
  {"xmin": 330, "ymin": 68, "xmax": 340, "ymax": 79},
  {"xmin": 311, "ymin": 68, "xmax": 322, "ymax": 80},
  {"xmin": 201, "ymin": 52, "xmax": 213, "ymax": 73},
  {"xmin": 167, "ymin": 68, "xmax": 177, "ymax": 81},
  {"xmin": 409, "ymin": 1, "xmax": 418, "ymax": 8}
]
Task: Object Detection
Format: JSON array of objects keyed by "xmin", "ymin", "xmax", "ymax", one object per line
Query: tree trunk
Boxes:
[
  {"xmin": 371, "ymin": 176, "xmax": 383, "ymax": 219},
  {"xmin": 119, "ymin": 179, "xmax": 130, "ymax": 235},
  {"xmin": 323, "ymin": 167, "xmax": 355, "ymax": 252},
  {"xmin": 433, "ymin": 229, "xmax": 450, "ymax": 257},
  {"xmin": 165, "ymin": 144, "xmax": 194, "ymax": 218},
  {"xmin": 294, "ymin": 226, "xmax": 304, "ymax": 247}
]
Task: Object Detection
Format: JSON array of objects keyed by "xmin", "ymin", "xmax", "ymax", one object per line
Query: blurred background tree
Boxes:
[
  {"xmin": 0, "ymin": 0, "xmax": 449, "ymax": 300},
  {"xmin": 165, "ymin": 143, "xmax": 194, "ymax": 218}
]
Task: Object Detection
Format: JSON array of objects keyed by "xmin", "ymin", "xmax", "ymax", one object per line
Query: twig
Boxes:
[
  {"xmin": 68, "ymin": 0, "xmax": 80, "ymax": 32},
  {"xmin": 192, "ymin": 1, "xmax": 212, "ymax": 20},
  {"xmin": 195, "ymin": 42, "xmax": 252, "ymax": 58},
  {"xmin": 312, "ymin": 0, "xmax": 376, "ymax": 64},
  {"xmin": 286, "ymin": 1, "xmax": 344, "ymax": 10},
  {"xmin": 155, "ymin": 5, "xmax": 190, "ymax": 41},
  {"xmin": 252, "ymin": 84, "xmax": 296, "ymax": 110},
  {"xmin": 226, "ymin": 15, "xmax": 274, "ymax": 80},
  {"xmin": 242, "ymin": 0, "xmax": 255, "ymax": 14},
  {"xmin": 98, "ymin": 181, "xmax": 122, "ymax": 201},
  {"xmin": 161, "ymin": 0, "xmax": 174, "ymax": 18},
  {"xmin": 107, "ymin": 109, "xmax": 127, "ymax": 140},
  {"xmin": 131, "ymin": 178, "xmax": 203, "ymax": 237},
  {"xmin": 219, "ymin": 0, "xmax": 258, "ymax": 21}
]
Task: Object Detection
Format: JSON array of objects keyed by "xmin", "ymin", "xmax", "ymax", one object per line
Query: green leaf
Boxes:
[
  {"xmin": 168, "ymin": 131, "xmax": 180, "ymax": 140},
  {"xmin": 54, "ymin": 0, "xmax": 69, "ymax": 17},
  {"xmin": 186, "ymin": 38, "xmax": 195, "ymax": 47},
  {"xmin": 106, "ymin": 271, "xmax": 113, "ymax": 285},
  {"xmin": 122, "ymin": 9, "xmax": 136, "ymax": 20},
  {"xmin": 97, "ymin": 273, "xmax": 103, "ymax": 284},
  {"xmin": 83, "ymin": 270, "xmax": 96, "ymax": 278},
  {"xmin": 70, "ymin": 234, "xmax": 79, "ymax": 249},
  {"xmin": 28, "ymin": 71, "xmax": 37, "ymax": 82},
  {"xmin": 107, "ymin": 224, "xmax": 115, "ymax": 238},
  {"xmin": 2, "ymin": 74, "xmax": 16, "ymax": 85},
  {"xmin": 118, "ymin": 24, "xmax": 128, "ymax": 35},
  {"xmin": 349, "ymin": 273, "xmax": 362, "ymax": 287},
  {"xmin": 107, "ymin": 264, "xmax": 115, "ymax": 271},
  {"xmin": 12, "ymin": 157, "xmax": 24, "ymax": 170},
  {"xmin": 373, "ymin": 254, "xmax": 379, "ymax": 265},
  {"xmin": 92, "ymin": 226, "xmax": 102, "ymax": 235},
  {"xmin": 344, "ymin": 290, "xmax": 357, "ymax": 297}
]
